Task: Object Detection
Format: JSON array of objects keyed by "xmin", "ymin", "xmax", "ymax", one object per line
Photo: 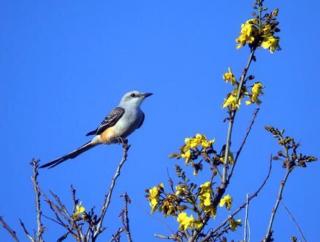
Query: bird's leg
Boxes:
[{"xmin": 117, "ymin": 137, "xmax": 128, "ymax": 145}]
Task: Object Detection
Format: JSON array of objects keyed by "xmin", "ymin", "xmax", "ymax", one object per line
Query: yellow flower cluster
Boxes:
[
  {"xmin": 246, "ymin": 82, "xmax": 263, "ymax": 105},
  {"xmin": 223, "ymin": 67, "xmax": 237, "ymax": 85},
  {"xmin": 236, "ymin": 16, "xmax": 280, "ymax": 53},
  {"xmin": 148, "ymin": 183, "xmax": 164, "ymax": 212},
  {"xmin": 229, "ymin": 217, "xmax": 241, "ymax": 231},
  {"xmin": 199, "ymin": 181, "xmax": 216, "ymax": 217},
  {"xmin": 177, "ymin": 212, "xmax": 202, "ymax": 231},
  {"xmin": 260, "ymin": 24, "xmax": 280, "ymax": 53},
  {"xmin": 219, "ymin": 194, "xmax": 233, "ymax": 210},
  {"xmin": 236, "ymin": 19, "xmax": 259, "ymax": 49},
  {"xmin": 175, "ymin": 184, "xmax": 188, "ymax": 196},
  {"xmin": 72, "ymin": 203, "xmax": 86, "ymax": 220},
  {"xmin": 223, "ymin": 90, "xmax": 240, "ymax": 111},
  {"xmin": 180, "ymin": 134, "xmax": 214, "ymax": 163}
]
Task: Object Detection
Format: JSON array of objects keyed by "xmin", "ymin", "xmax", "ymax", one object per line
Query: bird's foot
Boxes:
[{"xmin": 117, "ymin": 137, "xmax": 128, "ymax": 145}]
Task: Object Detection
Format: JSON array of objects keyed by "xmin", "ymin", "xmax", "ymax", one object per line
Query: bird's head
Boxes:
[{"xmin": 119, "ymin": 90, "xmax": 153, "ymax": 108}]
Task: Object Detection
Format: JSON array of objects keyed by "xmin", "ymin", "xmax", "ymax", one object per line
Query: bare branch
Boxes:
[
  {"xmin": 243, "ymin": 194, "xmax": 250, "ymax": 242},
  {"xmin": 282, "ymin": 203, "xmax": 307, "ymax": 242},
  {"xmin": 49, "ymin": 191, "xmax": 71, "ymax": 220},
  {"xmin": 93, "ymin": 140, "xmax": 131, "ymax": 239},
  {"xmin": 109, "ymin": 228, "xmax": 124, "ymax": 242},
  {"xmin": 0, "ymin": 216, "xmax": 19, "ymax": 242},
  {"xmin": 154, "ymin": 233, "xmax": 182, "ymax": 241},
  {"xmin": 43, "ymin": 194, "xmax": 78, "ymax": 239},
  {"xmin": 121, "ymin": 193, "xmax": 133, "ymax": 242},
  {"xmin": 263, "ymin": 168, "xmax": 292, "ymax": 242},
  {"xmin": 30, "ymin": 159, "xmax": 44, "ymax": 242},
  {"xmin": 57, "ymin": 232, "xmax": 69, "ymax": 242},
  {"xmin": 19, "ymin": 219, "xmax": 34, "ymax": 242},
  {"xmin": 228, "ymin": 107, "xmax": 260, "ymax": 183}
]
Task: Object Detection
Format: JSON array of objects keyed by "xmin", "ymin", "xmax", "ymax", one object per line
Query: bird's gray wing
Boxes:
[
  {"xmin": 137, "ymin": 112, "xmax": 145, "ymax": 129},
  {"xmin": 86, "ymin": 107, "xmax": 125, "ymax": 136}
]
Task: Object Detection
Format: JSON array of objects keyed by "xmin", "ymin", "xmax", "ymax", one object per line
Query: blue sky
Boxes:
[{"xmin": 1, "ymin": 0, "xmax": 319, "ymax": 241}]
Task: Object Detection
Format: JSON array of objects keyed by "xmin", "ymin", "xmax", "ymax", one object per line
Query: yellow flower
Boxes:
[
  {"xmin": 219, "ymin": 153, "xmax": 234, "ymax": 164},
  {"xmin": 177, "ymin": 212, "xmax": 194, "ymax": 231},
  {"xmin": 72, "ymin": 203, "xmax": 86, "ymax": 220},
  {"xmin": 223, "ymin": 91, "xmax": 240, "ymax": 110},
  {"xmin": 177, "ymin": 212, "xmax": 202, "ymax": 231},
  {"xmin": 148, "ymin": 183, "xmax": 164, "ymax": 212},
  {"xmin": 175, "ymin": 184, "xmax": 188, "ymax": 196},
  {"xmin": 261, "ymin": 35, "xmax": 279, "ymax": 53},
  {"xmin": 262, "ymin": 24, "xmax": 272, "ymax": 35},
  {"xmin": 219, "ymin": 194, "xmax": 233, "ymax": 210},
  {"xmin": 180, "ymin": 134, "xmax": 214, "ymax": 163},
  {"xmin": 201, "ymin": 138, "xmax": 214, "ymax": 149},
  {"xmin": 223, "ymin": 67, "xmax": 236, "ymax": 85},
  {"xmin": 199, "ymin": 182, "xmax": 216, "ymax": 217},
  {"xmin": 229, "ymin": 217, "xmax": 241, "ymax": 231},
  {"xmin": 181, "ymin": 149, "xmax": 192, "ymax": 163},
  {"xmin": 246, "ymin": 82, "xmax": 263, "ymax": 105},
  {"xmin": 236, "ymin": 18, "xmax": 259, "ymax": 49}
]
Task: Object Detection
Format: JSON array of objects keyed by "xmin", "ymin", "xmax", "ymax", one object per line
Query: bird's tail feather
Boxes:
[{"xmin": 40, "ymin": 141, "xmax": 95, "ymax": 169}]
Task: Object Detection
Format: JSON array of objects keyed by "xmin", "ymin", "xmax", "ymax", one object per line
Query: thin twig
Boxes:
[
  {"xmin": 49, "ymin": 191, "xmax": 71, "ymax": 220},
  {"xmin": 43, "ymin": 195, "xmax": 77, "ymax": 239},
  {"xmin": 263, "ymin": 168, "xmax": 292, "ymax": 242},
  {"xmin": 19, "ymin": 219, "xmax": 34, "ymax": 242},
  {"xmin": 109, "ymin": 228, "xmax": 125, "ymax": 242},
  {"xmin": 247, "ymin": 220, "xmax": 251, "ymax": 242},
  {"xmin": 31, "ymin": 159, "xmax": 44, "ymax": 242},
  {"xmin": 201, "ymin": 156, "xmax": 273, "ymax": 242},
  {"xmin": 0, "ymin": 216, "xmax": 19, "ymax": 242},
  {"xmin": 93, "ymin": 140, "xmax": 131, "ymax": 239},
  {"xmin": 282, "ymin": 203, "xmax": 307, "ymax": 242},
  {"xmin": 57, "ymin": 232, "xmax": 69, "ymax": 242},
  {"xmin": 228, "ymin": 107, "xmax": 260, "ymax": 183},
  {"xmin": 243, "ymin": 194, "xmax": 250, "ymax": 242},
  {"xmin": 121, "ymin": 193, "xmax": 133, "ymax": 242},
  {"xmin": 154, "ymin": 233, "xmax": 182, "ymax": 241}
]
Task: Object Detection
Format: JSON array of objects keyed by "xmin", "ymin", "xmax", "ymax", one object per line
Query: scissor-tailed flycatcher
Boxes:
[{"xmin": 40, "ymin": 90, "xmax": 152, "ymax": 169}]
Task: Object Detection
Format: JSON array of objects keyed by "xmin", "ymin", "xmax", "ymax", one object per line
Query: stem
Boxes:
[
  {"xmin": 228, "ymin": 108, "xmax": 260, "ymax": 183},
  {"xmin": 282, "ymin": 203, "xmax": 307, "ymax": 242},
  {"xmin": 31, "ymin": 159, "xmax": 44, "ymax": 242},
  {"xmin": 93, "ymin": 141, "xmax": 130, "ymax": 239},
  {"xmin": 264, "ymin": 168, "xmax": 292, "ymax": 242},
  {"xmin": 122, "ymin": 193, "xmax": 133, "ymax": 242},
  {"xmin": 189, "ymin": 49, "xmax": 257, "ymax": 242},
  {"xmin": 222, "ymin": 49, "xmax": 256, "ymax": 186},
  {"xmin": 243, "ymin": 194, "xmax": 250, "ymax": 242},
  {"xmin": 0, "ymin": 216, "xmax": 19, "ymax": 242}
]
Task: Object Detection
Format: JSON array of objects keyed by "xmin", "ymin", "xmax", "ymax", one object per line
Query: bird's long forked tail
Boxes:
[{"xmin": 40, "ymin": 141, "xmax": 96, "ymax": 169}]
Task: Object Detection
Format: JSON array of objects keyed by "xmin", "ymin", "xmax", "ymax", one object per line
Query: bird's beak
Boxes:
[{"xmin": 142, "ymin": 92, "xmax": 153, "ymax": 98}]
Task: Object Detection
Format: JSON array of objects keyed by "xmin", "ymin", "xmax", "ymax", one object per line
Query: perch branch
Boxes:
[{"xmin": 93, "ymin": 140, "xmax": 130, "ymax": 238}]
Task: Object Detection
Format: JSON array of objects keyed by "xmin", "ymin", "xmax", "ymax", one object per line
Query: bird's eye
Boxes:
[{"xmin": 130, "ymin": 93, "xmax": 136, "ymax": 97}]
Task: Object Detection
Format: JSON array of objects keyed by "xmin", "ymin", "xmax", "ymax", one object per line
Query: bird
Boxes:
[{"xmin": 40, "ymin": 90, "xmax": 153, "ymax": 169}]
